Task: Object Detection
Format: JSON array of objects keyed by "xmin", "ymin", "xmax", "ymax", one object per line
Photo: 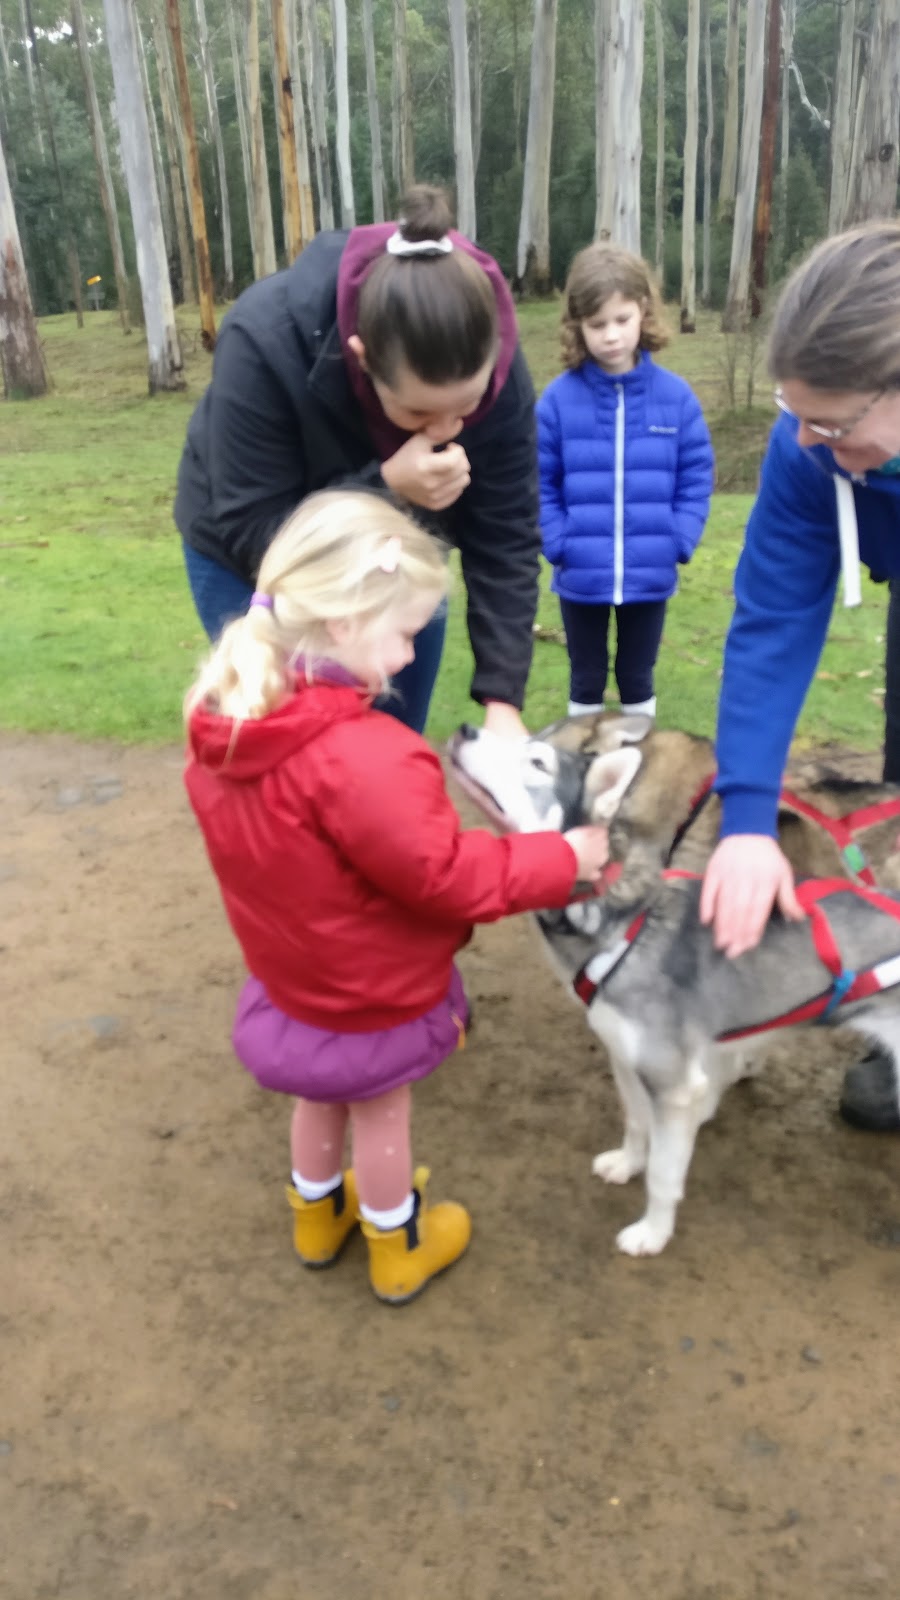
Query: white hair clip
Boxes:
[
  {"xmin": 377, "ymin": 536, "xmax": 402, "ymax": 573},
  {"xmin": 386, "ymin": 230, "xmax": 454, "ymax": 258}
]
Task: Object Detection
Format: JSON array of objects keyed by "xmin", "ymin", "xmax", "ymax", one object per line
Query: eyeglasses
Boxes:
[{"xmin": 773, "ymin": 386, "xmax": 884, "ymax": 442}]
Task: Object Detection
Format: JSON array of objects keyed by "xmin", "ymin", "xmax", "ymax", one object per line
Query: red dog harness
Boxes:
[{"xmin": 572, "ymin": 781, "xmax": 900, "ymax": 1038}]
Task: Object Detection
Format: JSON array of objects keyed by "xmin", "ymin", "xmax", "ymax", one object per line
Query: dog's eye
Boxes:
[{"xmin": 529, "ymin": 756, "xmax": 551, "ymax": 775}]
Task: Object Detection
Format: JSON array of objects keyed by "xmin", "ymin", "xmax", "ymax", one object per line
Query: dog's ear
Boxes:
[
  {"xmin": 583, "ymin": 747, "xmax": 642, "ymax": 822},
  {"xmin": 602, "ymin": 713, "xmax": 654, "ymax": 747}
]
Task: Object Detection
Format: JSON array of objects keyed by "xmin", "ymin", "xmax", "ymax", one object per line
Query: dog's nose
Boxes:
[{"xmin": 458, "ymin": 723, "xmax": 479, "ymax": 741}]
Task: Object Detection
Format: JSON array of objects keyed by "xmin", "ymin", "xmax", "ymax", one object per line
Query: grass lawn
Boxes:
[{"xmin": 0, "ymin": 303, "xmax": 889, "ymax": 750}]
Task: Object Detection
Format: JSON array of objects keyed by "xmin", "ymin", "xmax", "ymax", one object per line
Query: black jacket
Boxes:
[{"xmin": 175, "ymin": 232, "xmax": 541, "ymax": 708}]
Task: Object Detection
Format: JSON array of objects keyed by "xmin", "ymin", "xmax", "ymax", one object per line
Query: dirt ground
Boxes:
[{"xmin": 3, "ymin": 729, "xmax": 900, "ymax": 1600}]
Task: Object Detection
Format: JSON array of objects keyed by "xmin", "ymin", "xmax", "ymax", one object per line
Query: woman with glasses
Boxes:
[{"xmin": 700, "ymin": 221, "xmax": 900, "ymax": 1132}]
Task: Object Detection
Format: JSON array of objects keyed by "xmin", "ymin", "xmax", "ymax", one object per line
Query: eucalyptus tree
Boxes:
[
  {"xmin": 0, "ymin": 120, "xmax": 47, "ymax": 395},
  {"xmin": 102, "ymin": 0, "xmax": 184, "ymax": 389}
]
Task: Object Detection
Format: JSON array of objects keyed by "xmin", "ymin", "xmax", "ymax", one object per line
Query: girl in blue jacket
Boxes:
[{"xmin": 537, "ymin": 244, "xmax": 714, "ymax": 718}]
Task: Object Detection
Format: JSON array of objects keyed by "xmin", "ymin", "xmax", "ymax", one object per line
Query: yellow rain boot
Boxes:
[
  {"xmin": 361, "ymin": 1167, "xmax": 471, "ymax": 1305},
  {"xmin": 285, "ymin": 1170, "xmax": 359, "ymax": 1268}
]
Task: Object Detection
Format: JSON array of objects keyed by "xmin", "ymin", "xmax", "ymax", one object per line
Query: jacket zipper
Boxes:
[{"xmin": 613, "ymin": 382, "xmax": 625, "ymax": 606}]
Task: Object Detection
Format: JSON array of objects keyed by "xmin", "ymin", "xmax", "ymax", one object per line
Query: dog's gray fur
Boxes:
[{"xmin": 449, "ymin": 715, "xmax": 900, "ymax": 1255}]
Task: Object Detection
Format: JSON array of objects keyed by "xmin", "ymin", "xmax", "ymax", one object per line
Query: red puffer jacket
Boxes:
[{"xmin": 185, "ymin": 682, "xmax": 577, "ymax": 1032}]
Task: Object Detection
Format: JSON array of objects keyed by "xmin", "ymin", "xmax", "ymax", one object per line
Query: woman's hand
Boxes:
[
  {"xmin": 699, "ymin": 834, "xmax": 805, "ymax": 959},
  {"xmin": 381, "ymin": 435, "xmax": 471, "ymax": 511},
  {"xmin": 564, "ymin": 825, "xmax": 610, "ymax": 884},
  {"xmin": 482, "ymin": 701, "xmax": 528, "ymax": 740}
]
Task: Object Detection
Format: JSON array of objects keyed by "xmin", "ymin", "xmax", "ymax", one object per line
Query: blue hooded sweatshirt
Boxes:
[
  {"xmin": 536, "ymin": 351, "xmax": 714, "ymax": 605},
  {"xmin": 717, "ymin": 412, "xmax": 900, "ymax": 838}
]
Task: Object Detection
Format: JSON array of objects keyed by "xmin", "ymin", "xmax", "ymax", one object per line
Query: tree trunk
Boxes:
[
  {"xmin": 17, "ymin": 0, "xmax": 43, "ymax": 155},
  {"xmin": 471, "ymin": 0, "xmax": 482, "ymax": 174},
  {"xmin": 701, "ymin": 0, "xmax": 713, "ymax": 307},
  {"xmin": 71, "ymin": 0, "xmax": 131, "ymax": 332},
  {"xmin": 151, "ymin": 0, "xmax": 197, "ymax": 304},
  {"xmin": 24, "ymin": 0, "xmax": 83, "ymax": 327},
  {"xmin": 301, "ymin": 0, "xmax": 334, "ymax": 227},
  {"xmin": 780, "ymin": 0, "xmax": 793, "ymax": 174},
  {"xmin": 448, "ymin": 0, "xmax": 476, "ymax": 236},
  {"xmin": 846, "ymin": 0, "xmax": 900, "ymax": 224},
  {"xmin": 514, "ymin": 0, "xmax": 558, "ymax": 294},
  {"xmin": 247, "ymin": 0, "xmax": 278, "ymax": 274},
  {"xmin": 594, "ymin": 0, "xmax": 644, "ymax": 254},
  {"xmin": 717, "ymin": 0, "xmax": 740, "ymax": 219},
  {"xmin": 271, "ymin": 0, "xmax": 304, "ymax": 256},
  {"xmin": 135, "ymin": 6, "xmax": 174, "ymax": 256},
  {"xmin": 332, "ymin": 0, "xmax": 355, "ymax": 226},
  {"xmin": 101, "ymin": 0, "xmax": 184, "ymax": 391},
  {"xmin": 286, "ymin": 0, "xmax": 316, "ymax": 239},
  {"xmin": 165, "ymin": 0, "xmax": 216, "ymax": 347},
  {"xmin": 828, "ymin": 0, "xmax": 856, "ymax": 232},
  {"xmin": 0, "ymin": 123, "xmax": 47, "ymax": 396},
  {"xmin": 750, "ymin": 0, "xmax": 780, "ymax": 318},
  {"xmin": 195, "ymin": 0, "xmax": 234, "ymax": 295},
  {"xmin": 360, "ymin": 0, "xmax": 385, "ymax": 221},
  {"xmin": 722, "ymin": 0, "xmax": 766, "ymax": 330},
  {"xmin": 654, "ymin": 0, "xmax": 665, "ymax": 281},
  {"xmin": 680, "ymin": 0, "xmax": 700, "ymax": 332},
  {"xmin": 391, "ymin": 0, "xmax": 414, "ymax": 199},
  {"xmin": 227, "ymin": 0, "xmax": 256, "ymax": 257}
]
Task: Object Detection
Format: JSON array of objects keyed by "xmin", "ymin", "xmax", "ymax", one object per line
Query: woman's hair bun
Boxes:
[{"xmin": 398, "ymin": 185, "xmax": 453, "ymax": 243}]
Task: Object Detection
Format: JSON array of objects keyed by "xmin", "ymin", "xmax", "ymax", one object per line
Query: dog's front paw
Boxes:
[
  {"xmin": 616, "ymin": 1217, "xmax": 672, "ymax": 1256},
  {"xmin": 592, "ymin": 1147, "xmax": 644, "ymax": 1184}
]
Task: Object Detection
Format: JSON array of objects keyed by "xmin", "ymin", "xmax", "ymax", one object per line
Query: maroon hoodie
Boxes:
[{"xmin": 336, "ymin": 223, "xmax": 520, "ymax": 461}]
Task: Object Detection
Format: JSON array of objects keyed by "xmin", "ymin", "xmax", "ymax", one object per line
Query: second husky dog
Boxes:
[{"xmin": 449, "ymin": 713, "xmax": 900, "ymax": 1255}]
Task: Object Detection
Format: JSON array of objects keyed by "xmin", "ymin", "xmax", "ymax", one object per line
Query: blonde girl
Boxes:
[{"xmin": 184, "ymin": 490, "xmax": 610, "ymax": 1304}]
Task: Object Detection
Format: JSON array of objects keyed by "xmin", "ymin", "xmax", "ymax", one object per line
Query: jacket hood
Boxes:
[
  {"xmin": 335, "ymin": 222, "xmax": 521, "ymax": 460},
  {"xmin": 187, "ymin": 681, "xmax": 369, "ymax": 781}
]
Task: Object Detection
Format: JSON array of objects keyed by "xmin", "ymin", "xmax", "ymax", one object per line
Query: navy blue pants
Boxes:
[
  {"xmin": 885, "ymin": 579, "xmax": 900, "ymax": 782},
  {"xmin": 559, "ymin": 597, "xmax": 668, "ymax": 707},
  {"xmin": 182, "ymin": 542, "xmax": 447, "ymax": 735}
]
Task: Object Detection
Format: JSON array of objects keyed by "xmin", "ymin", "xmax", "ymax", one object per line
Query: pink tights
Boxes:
[{"xmin": 290, "ymin": 1084, "xmax": 412, "ymax": 1212}]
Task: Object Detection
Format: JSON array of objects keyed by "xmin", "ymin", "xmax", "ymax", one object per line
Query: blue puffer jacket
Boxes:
[{"xmin": 536, "ymin": 352, "xmax": 714, "ymax": 604}]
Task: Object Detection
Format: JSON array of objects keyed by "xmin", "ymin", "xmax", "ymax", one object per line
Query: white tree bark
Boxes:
[
  {"xmin": 102, "ymin": 0, "xmax": 184, "ymax": 390},
  {"xmin": 515, "ymin": 0, "xmax": 557, "ymax": 291},
  {"xmin": 0, "ymin": 120, "xmax": 47, "ymax": 396},
  {"xmin": 361, "ymin": 0, "xmax": 385, "ymax": 221},
  {"xmin": 227, "ymin": 0, "xmax": 255, "ymax": 259},
  {"xmin": 151, "ymin": 0, "xmax": 196, "ymax": 303},
  {"xmin": 846, "ymin": 0, "xmax": 900, "ymax": 224},
  {"xmin": 594, "ymin": 0, "xmax": 644, "ymax": 253},
  {"xmin": 448, "ymin": 0, "xmax": 476, "ymax": 236},
  {"xmin": 680, "ymin": 0, "xmax": 700, "ymax": 331},
  {"xmin": 391, "ymin": 0, "xmax": 414, "ymax": 197},
  {"xmin": 301, "ymin": 0, "xmax": 334, "ymax": 227},
  {"xmin": 247, "ymin": 0, "xmax": 277, "ymax": 275},
  {"xmin": 722, "ymin": 0, "xmax": 766, "ymax": 330},
  {"xmin": 471, "ymin": 0, "xmax": 482, "ymax": 174},
  {"xmin": 828, "ymin": 0, "xmax": 856, "ymax": 232},
  {"xmin": 331, "ymin": 0, "xmax": 355, "ymax": 226},
  {"xmin": 134, "ymin": 5, "xmax": 173, "ymax": 255},
  {"xmin": 71, "ymin": 0, "xmax": 131, "ymax": 331},
  {"xmin": 718, "ymin": 0, "xmax": 740, "ymax": 218},
  {"xmin": 654, "ymin": 0, "xmax": 664, "ymax": 279},
  {"xmin": 195, "ymin": 0, "xmax": 234, "ymax": 294}
]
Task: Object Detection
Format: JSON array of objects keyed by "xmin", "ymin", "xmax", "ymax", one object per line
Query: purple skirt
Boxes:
[{"xmin": 232, "ymin": 967, "xmax": 469, "ymax": 1102}]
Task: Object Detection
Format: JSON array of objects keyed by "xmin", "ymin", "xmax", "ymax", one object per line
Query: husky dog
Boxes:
[{"xmin": 449, "ymin": 714, "xmax": 900, "ymax": 1256}]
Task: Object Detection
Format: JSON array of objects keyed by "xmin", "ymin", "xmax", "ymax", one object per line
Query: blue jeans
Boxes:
[{"xmin": 182, "ymin": 541, "xmax": 446, "ymax": 735}]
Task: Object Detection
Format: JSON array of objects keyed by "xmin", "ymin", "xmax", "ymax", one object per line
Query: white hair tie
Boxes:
[{"xmin": 386, "ymin": 230, "xmax": 453, "ymax": 258}]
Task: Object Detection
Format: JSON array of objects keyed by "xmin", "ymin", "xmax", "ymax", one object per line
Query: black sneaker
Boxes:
[{"xmin": 839, "ymin": 1047, "xmax": 900, "ymax": 1132}]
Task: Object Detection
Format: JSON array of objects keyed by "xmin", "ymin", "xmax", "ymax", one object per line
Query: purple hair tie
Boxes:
[{"xmin": 249, "ymin": 592, "xmax": 274, "ymax": 611}]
